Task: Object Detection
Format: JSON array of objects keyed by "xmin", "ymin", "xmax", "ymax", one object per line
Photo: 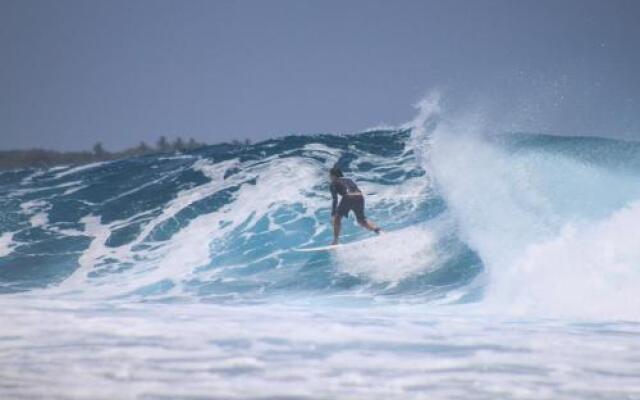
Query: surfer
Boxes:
[{"xmin": 330, "ymin": 166, "xmax": 380, "ymax": 245}]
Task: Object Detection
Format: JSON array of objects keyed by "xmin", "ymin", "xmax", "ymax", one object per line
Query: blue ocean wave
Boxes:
[{"xmin": 2, "ymin": 119, "xmax": 640, "ymax": 319}]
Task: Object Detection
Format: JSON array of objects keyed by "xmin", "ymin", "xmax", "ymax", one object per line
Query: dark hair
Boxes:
[{"xmin": 329, "ymin": 166, "xmax": 343, "ymax": 178}]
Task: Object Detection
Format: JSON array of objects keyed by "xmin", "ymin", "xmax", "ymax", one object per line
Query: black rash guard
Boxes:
[{"xmin": 330, "ymin": 177, "xmax": 361, "ymax": 216}]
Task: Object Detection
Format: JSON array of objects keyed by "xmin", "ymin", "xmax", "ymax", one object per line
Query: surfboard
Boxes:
[
  {"xmin": 294, "ymin": 232, "xmax": 384, "ymax": 253},
  {"xmin": 293, "ymin": 244, "xmax": 342, "ymax": 253}
]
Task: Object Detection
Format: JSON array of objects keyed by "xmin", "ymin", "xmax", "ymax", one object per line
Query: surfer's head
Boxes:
[{"xmin": 329, "ymin": 166, "xmax": 343, "ymax": 181}]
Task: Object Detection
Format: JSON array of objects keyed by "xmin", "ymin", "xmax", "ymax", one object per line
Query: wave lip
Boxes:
[{"xmin": 410, "ymin": 96, "xmax": 640, "ymax": 320}]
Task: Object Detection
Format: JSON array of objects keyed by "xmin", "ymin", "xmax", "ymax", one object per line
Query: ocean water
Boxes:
[{"xmin": 1, "ymin": 101, "xmax": 640, "ymax": 399}]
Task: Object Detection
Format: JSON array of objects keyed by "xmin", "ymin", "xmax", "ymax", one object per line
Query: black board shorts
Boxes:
[{"xmin": 336, "ymin": 194, "xmax": 366, "ymax": 222}]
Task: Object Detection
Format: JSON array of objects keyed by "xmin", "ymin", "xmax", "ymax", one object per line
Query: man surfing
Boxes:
[{"xmin": 329, "ymin": 166, "xmax": 381, "ymax": 245}]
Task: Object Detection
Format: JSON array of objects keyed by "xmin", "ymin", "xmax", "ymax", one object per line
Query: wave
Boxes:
[{"xmin": 1, "ymin": 98, "xmax": 640, "ymax": 319}]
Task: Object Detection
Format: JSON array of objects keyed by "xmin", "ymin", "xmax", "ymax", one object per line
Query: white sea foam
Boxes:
[
  {"xmin": 334, "ymin": 226, "xmax": 440, "ymax": 283},
  {"xmin": 0, "ymin": 232, "xmax": 14, "ymax": 258},
  {"xmin": 20, "ymin": 200, "xmax": 50, "ymax": 228},
  {"xmin": 10, "ymin": 179, "xmax": 84, "ymax": 198},
  {"xmin": 0, "ymin": 298, "xmax": 638, "ymax": 400},
  {"xmin": 494, "ymin": 202, "xmax": 640, "ymax": 319},
  {"xmin": 53, "ymin": 161, "xmax": 110, "ymax": 179},
  {"xmin": 411, "ymin": 96, "xmax": 640, "ymax": 320}
]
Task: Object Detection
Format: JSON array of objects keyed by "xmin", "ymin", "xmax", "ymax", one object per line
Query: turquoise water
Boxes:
[{"xmin": 1, "ymin": 103, "xmax": 640, "ymax": 399}]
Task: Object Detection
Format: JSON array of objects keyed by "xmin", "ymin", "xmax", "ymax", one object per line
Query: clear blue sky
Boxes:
[{"xmin": 2, "ymin": 0, "xmax": 639, "ymax": 150}]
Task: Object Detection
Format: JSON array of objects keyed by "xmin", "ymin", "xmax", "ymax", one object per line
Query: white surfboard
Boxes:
[
  {"xmin": 293, "ymin": 244, "xmax": 343, "ymax": 253},
  {"xmin": 294, "ymin": 232, "xmax": 384, "ymax": 253}
]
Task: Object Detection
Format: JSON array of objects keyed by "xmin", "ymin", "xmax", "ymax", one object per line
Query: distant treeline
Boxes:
[{"xmin": 0, "ymin": 136, "xmax": 252, "ymax": 171}]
